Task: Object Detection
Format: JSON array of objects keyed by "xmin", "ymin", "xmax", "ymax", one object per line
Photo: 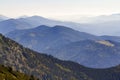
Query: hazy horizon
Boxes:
[{"xmin": 1, "ymin": 0, "xmax": 120, "ymax": 18}]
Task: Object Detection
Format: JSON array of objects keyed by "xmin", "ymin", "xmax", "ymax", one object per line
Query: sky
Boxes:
[{"xmin": 0, "ymin": 0, "xmax": 120, "ymax": 18}]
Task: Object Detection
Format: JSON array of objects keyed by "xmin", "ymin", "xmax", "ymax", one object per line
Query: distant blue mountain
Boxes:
[
  {"xmin": 0, "ymin": 19, "xmax": 32, "ymax": 34},
  {"xmin": 6, "ymin": 25, "xmax": 100, "ymax": 52},
  {"xmin": 1, "ymin": 15, "xmax": 120, "ymax": 36},
  {"xmin": 0, "ymin": 15, "xmax": 84, "ymax": 34},
  {"xmin": 17, "ymin": 16, "xmax": 83, "ymax": 29},
  {"xmin": 18, "ymin": 15, "xmax": 120, "ymax": 36}
]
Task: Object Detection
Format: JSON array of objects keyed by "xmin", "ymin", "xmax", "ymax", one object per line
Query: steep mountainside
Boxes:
[
  {"xmin": 6, "ymin": 25, "xmax": 100, "ymax": 53},
  {"xmin": 1, "ymin": 34, "xmax": 120, "ymax": 80},
  {"xmin": 0, "ymin": 65, "xmax": 37, "ymax": 80}
]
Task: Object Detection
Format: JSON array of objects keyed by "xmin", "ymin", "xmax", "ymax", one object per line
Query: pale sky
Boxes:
[{"xmin": 0, "ymin": 0, "xmax": 120, "ymax": 18}]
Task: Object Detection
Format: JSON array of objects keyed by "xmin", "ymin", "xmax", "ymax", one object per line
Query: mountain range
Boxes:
[
  {"xmin": 1, "ymin": 14, "xmax": 120, "ymax": 36},
  {"xmin": 0, "ymin": 15, "xmax": 82, "ymax": 34},
  {"xmin": 1, "ymin": 14, "xmax": 120, "ymax": 68},
  {"xmin": 1, "ymin": 34, "xmax": 120, "ymax": 80},
  {"xmin": 6, "ymin": 25, "xmax": 101, "ymax": 51},
  {"xmin": 6, "ymin": 25, "xmax": 120, "ymax": 68}
]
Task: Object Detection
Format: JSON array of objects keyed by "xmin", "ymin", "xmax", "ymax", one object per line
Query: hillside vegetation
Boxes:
[{"xmin": 0, "ymin": 65, "xmax": 37, "ymax": 80}]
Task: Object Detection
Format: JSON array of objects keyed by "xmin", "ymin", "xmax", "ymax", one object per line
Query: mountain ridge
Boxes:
[{"xmin": 6, "ymin": 25, "xmax": 101, "ymax": 53}]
